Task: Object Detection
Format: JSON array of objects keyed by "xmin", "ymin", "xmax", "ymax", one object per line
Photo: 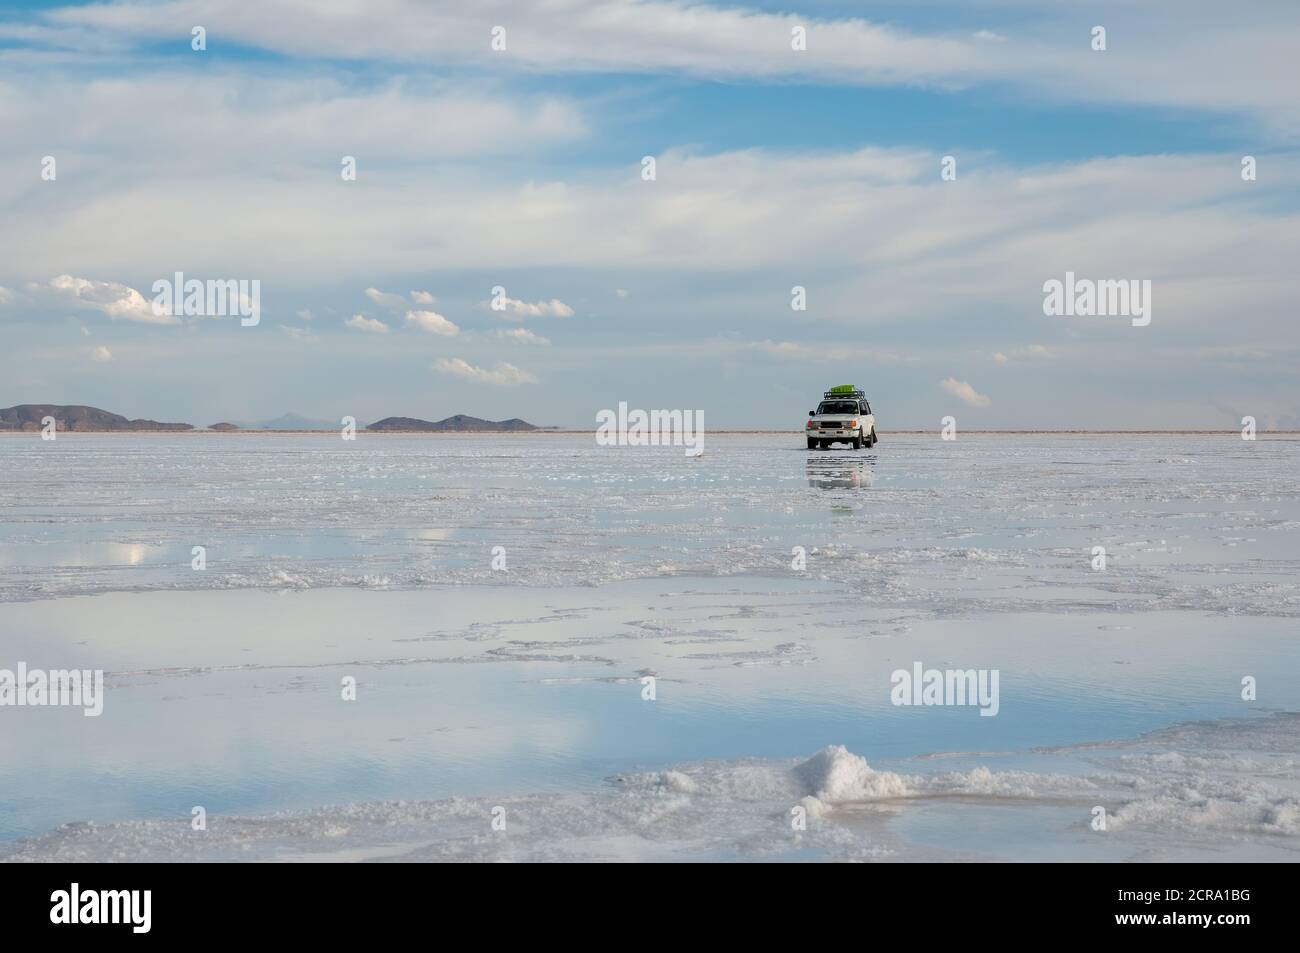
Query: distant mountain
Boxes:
[
  {"xmin": 238, "ymin": 412, "xmax": 342, "ymax": 431},
  {"xmin": 367, "ymin": 414, "xmax": 540, "ymax": 432},
  {"xmin": 207, "ymin": 422, "xmax": 239, "ymax": 431},
  {"xmin": 0, "ymin": 404, "xmax": 193, "ymax": 432}
]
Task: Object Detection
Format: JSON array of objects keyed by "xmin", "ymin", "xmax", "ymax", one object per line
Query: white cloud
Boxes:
[
  {"xmin": 91, "ymin": 345, "xmax": 112, "ymax": 362},
  {"xmin": 405, "ymin": 309, "xmax": 459, "ymax": 336},
  {"xmin": 0, "ymin": 286, "xmax": 13, "ymax": 305},
  {"xmin": 48, "ymin": 275, "xmax": 177, "ymax": 325},
  {"xmin": 281, "ymin": 325, "xmax": 320, "ymax": 344},
  {"xmin": 488, "ymin": 296, "xmax": 575, "ymax": 319},
  {"xmin": 0, "ymin": 71, "xmax": 588, "ymax": 175},
  {"xmin": 410, "ymin": 291, "xmax": 436, "ymax": 305},
  {"xmin": 1, "ymin": 133, "xmax": 1296, "ymax": 424},
  {"xmin": 364, "ymin": 288, "xmax": 409, "ymax": 311},
  {"xmin": 492, "ymin": 328, "xmax": 550, "ymax": 345},
  {"xmin": 434, "ymin": 358, "xmax": 536, "ymax": 385},
  {"xmin": 296, "ymin": 308, "xmax": 313, "ymax": 321},
  {"xmin": 994, "ymin": 345, "xmax": 1055, "ymax": 364},
  {"xmin": 345, "ymin": 314, "xmax": 389, "ymax": 334},
  {"xmin": 33, "ymin": 0, "xmax": 1300, "ymax": 134},
  {"xmin": 940, "ymin": 378, "xmax": 991, "ymax": 408},
  {"xmin": 5, "ymin": 149, "xmax": 1293, "ymax": 354},
  {"xmin": 750, "ymin": 340, "xmax": 811, "ymax": 358},
  {"xmin": 744, "ymin": 339, "xmax": 907, "ymax": 365},
  {"xmin": 615, "ymin": 289, "xmax": 629, "ymax": 298}
]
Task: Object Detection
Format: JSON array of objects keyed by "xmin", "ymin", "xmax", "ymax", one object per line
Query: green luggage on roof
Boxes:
[{"xmin": 827, "ymin": 384, "xmax": 857, "ymax": 395}]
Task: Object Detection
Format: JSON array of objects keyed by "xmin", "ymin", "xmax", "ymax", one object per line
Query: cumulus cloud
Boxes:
[
  {"xmin": 487, "ymin": 296, "xmax": 575, "ymax": 319},
  {"xmin": 364, "ymin": 288, "xmax": 409, "ymax": 311},
  {"xmin": 91, "ymin": 345, "xmax": 112, "ymax": 362},
  {"xmin": 48, "ymin": 275, "xmax": 177, "ymax": 325},
  {"xmin": 940, "ymin": 378, "xmax": 991, "ymax": 408},
  {"xmin": 0, "ymin": 286, "xmax": 13, "ymax": 305},
  {"xmin": 405, "ymin": 309, "xmax": 459, "ymax": 336},
  {"xmin": 492, "ymin": 328, "xmax": 550, "ymax": 345},
  {"xmin": 345, "ymin": 314, "xmax": 389, "ymax": 334},
  {"xmin": 434, "ymin": 358, "xmax": 536, "ymax": 385},
  {"xmin": 410, "ymin": 291, "xmax": 436, "ymax": 305}
]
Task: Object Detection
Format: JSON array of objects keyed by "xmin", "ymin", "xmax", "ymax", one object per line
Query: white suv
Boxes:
[{"xmin": 806, "ymin": 388, "xmax": 877, "ymax": 450}]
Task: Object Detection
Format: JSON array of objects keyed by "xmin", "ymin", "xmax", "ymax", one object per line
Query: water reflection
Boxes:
[{"xmin": 806, "ymin": 454, "xmax": 873, "ymax": 489}]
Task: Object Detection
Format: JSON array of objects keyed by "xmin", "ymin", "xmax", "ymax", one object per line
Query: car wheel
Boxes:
[
  {"xmin": 807, "ymin": 437, "xmax": 817, "ymax": 450},
  {"xmin": 852, "ymin": 432, "xmax": 863, "ymax": 449},
  {"xmin": 870, "ymin": 428, "xmax": 877, "ymax": 446}
]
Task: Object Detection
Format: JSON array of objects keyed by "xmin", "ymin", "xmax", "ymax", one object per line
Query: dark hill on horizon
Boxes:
[
  {"xmin": 368, "ymin": 414, "xmax": 540, "ymax": 432},
  {"xmin": 0, "ymin": 404, "xmax": 193, "ymax": 432}
]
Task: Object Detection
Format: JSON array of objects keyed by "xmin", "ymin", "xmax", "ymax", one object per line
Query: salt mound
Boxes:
[{"xmin": 796, "ymin": 745, "xmax": 913, "ymax": 805}]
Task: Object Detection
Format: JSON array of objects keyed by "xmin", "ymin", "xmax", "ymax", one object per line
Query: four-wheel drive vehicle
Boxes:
[{"xmin": 805, "ymin": 385, "xmax": 877, "ymax": 450}]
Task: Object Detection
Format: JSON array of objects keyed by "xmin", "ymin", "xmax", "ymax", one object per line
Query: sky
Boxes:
[{"xmin": 1, "ymin": 0, "xmax": 1298, "ymax": 430}]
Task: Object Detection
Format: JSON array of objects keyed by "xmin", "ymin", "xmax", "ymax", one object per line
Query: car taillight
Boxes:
[{"xmin": 806, "ymin": 420, "xmax": 815, "ymax": 429}]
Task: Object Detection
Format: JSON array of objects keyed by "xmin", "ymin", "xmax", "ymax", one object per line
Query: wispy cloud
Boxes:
[
  {"xmin": 30, "ymin": 0, "xmax": 1300, "ymax": 133},
  {"xmin": 940, "ymin": 377, "xmax": 991, "ymax": 408},
  {"xmin": 364, "ymin": 288, "xmax": 410, "ymax": 311},
  {"xmin": 492, "ymin": 328, "xmax": 551, "ymax": 345},
  {"xmin": 993, "ymin": 345, "xmax": 1055, "ymax": 364},
  {"xmin": 434, "ymin": 358, "xmax": 536, "ymax": 385},
  {"xmin": 281, "ymin": 325, "xmax": 320, "ymax": 344}
]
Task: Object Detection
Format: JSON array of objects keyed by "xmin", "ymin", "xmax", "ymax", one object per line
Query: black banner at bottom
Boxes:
[{"xmin": 0, "ymin": 862, "xmax": 1287, "ymax": 939}]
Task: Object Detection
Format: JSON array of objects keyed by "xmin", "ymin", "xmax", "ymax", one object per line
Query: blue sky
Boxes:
[{"xmin": 1, "ymin": 0, "xmax": 1298, "ymax": 428}]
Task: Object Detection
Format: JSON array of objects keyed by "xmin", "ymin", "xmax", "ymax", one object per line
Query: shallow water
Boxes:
[{"xmin": 1, "ymin": 433, "xmax": 1298, "ymax": 861}]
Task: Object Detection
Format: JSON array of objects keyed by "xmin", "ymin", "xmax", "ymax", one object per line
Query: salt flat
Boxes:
[{"xmin": 1, "ymin": 433, "xmax": 1297, "ymax": 861}]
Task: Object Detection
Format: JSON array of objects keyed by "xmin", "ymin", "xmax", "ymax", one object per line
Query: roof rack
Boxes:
[{"xmin": 823, "ymin": 387, "xmax": 866, "ymax": 400}]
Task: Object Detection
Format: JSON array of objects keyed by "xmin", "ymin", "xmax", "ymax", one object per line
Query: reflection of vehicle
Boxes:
[
  {"xmin": 806, "ymin": 456, "xmax": 872, "ymax": 489},
  {"xmin": 805, "ymin": 385, "xmax": 877, "ymax": 450}
]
